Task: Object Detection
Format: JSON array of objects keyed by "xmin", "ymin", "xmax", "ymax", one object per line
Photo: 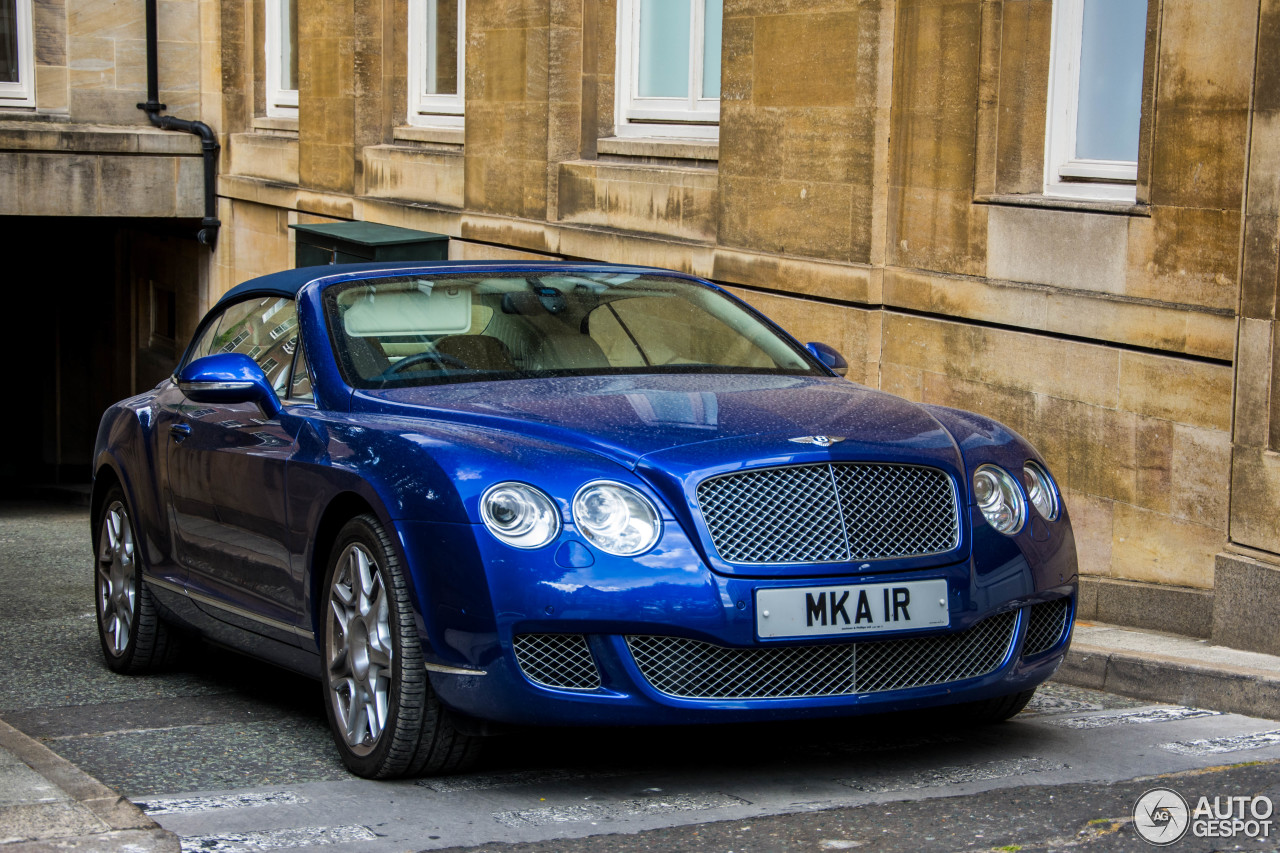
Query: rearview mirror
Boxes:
[
  {"xmin": 176, "ymin": 353, "xmax": 282, "ymax": 418},
  {"xmin": 805, "ymin": 342, "xmax": 849, "ymax": 377}
]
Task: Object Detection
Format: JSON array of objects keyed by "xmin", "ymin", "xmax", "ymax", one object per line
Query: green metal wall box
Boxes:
[{"xmin": 291, "ymin": 222, "xmax": 449, "ymax": 267}]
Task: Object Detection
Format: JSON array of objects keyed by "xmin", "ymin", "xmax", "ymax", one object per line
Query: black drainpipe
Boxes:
[{"xmin": 137, "ymin": 0, "xmax": 220, "ymax": 247}]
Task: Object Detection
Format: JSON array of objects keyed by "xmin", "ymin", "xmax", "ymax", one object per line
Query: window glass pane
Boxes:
[
  {"xmin": 427, "ymin": 0, "xmax": 459, "ymax": 95},
  {"xmin": 281, "ymin": 0, "xmax": 298, "ymax": 91},
  {"xmin": 701, "ymin": 0, "xmax": 721, "ymax": 99},
  {"xmin": 184, "ymin": 316, "xmax": 225, "ymax": 367},
  {"xmin": 1075, "ymin": 0, "xmax": 1145, "ymax": 162},
  {"xmin": 322, "ymin": 273, "xmax": 818, "ymax": 389},
  {"xmin": 0, "ymin": 0, "xmax": 18, "ymax": 84},
  {"xmin": 289, "ymin": 338, "xmax": 313, "ymax": 401},
  {"xmin": 586, "ymin": 304, "xmax": 647, "ymax": 367},
  {"xmin": 603, "ymin": 295, "xmax": 775, "ymax": 369},
  {"xmin": 637, "ymin": 0, "xmax": 690, "ymax": 98},
  {"xmin": 191, "ymin": 298, "xmax": 298, "ymax": 393}
]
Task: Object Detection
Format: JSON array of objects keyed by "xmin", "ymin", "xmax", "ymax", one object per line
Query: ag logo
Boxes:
[{"xmin": 1134, "ymin": 787, "xmax": 1190, "ymax": 845}]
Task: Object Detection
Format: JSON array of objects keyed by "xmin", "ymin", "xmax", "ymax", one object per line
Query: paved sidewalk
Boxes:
[
  {"xmin": 1058, "ymin": 620, "xmax": 1280, "ymax": 719},
  {"xmin": 0, "ymin": 718, "xmax": 178, "ymax": 852}
]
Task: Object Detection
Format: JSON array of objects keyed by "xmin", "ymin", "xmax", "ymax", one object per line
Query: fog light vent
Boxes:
[
  {"xmin": 1023, "ymin": 598, "xmax": 1071, "ymax": 657},
  {"xmin": 512, "ymin": 634, "xmax": 601, "ymax": 690}
]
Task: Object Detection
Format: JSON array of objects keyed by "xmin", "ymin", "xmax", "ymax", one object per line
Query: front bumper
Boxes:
[
  {"xmin": 427, "ymin": 596, "xmax": 1074, "ymax": 726},
  {"xmin": 398, "ymin": 519, "xmax": 1077, "ymax": 727}
]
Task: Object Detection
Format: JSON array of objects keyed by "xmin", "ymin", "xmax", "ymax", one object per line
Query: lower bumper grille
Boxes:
[
  {"xmin": 626, "ymin": 611, "xmax": 1018, "ymax": 700},
  {"xmin": 512, "ymin": 633, "xmax": 601, "ymax": 690},
  {"xmin": 1023, "ymin": 598, "xmax": 1071, "ymax": 656}
]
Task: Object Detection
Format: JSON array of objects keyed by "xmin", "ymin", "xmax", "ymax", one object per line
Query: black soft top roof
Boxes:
[{"xmin": 215, "ymin": 261, "xmax": 667, "ymax": 305}]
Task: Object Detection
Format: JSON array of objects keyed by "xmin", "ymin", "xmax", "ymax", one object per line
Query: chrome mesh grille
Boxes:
[
  {"xmin": 626, "ymin": 635, "xmax": 857, "ymax": 699},
  {"xmin": 696, "ymin": 463, "xmax": 959, "ymax": 564},
  {"xmin": 852, "ymin": 611, "xmax": 1017, "ymax": 692},
  {"xmin": 1022, "ymin": 598, "xmax": 1071, "ymax": 656},
  {"xmin": 831, "ymin": 465, "xmax": 960, "ymax": 560},
  {"xmin": 626, "ymin": 611, "xmax": 1018, "ymax": 700},
  {"xmin": 512, "ymin": 634, "xmax": 601, "ymax": 690}
]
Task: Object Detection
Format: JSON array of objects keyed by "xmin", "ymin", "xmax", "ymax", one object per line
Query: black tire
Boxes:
[
  {"xmin": 94, "ymin": 485, "xmax": 179, "ymax": 673},
  {"xmin": 320, "ymin": 514, "xmax": 480, "ymax": 778},
  {"xmin": 954, "ymin": 687, "xmax": 1038, "ymax": 724}
]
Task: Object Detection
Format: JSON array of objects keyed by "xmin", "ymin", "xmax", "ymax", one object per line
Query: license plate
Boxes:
[{"xmin": 755, "ymin": 579, "xmax": 950, "ymax": 639}]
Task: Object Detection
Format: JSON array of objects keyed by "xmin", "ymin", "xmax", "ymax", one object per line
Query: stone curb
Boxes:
[
  {"xmin": 0, "ymin": 718, "xmax": 180, "ymax": 852},
  {"xmin": 1057, "ymin": 641, "xmax": 1280, "ymax": 720}
]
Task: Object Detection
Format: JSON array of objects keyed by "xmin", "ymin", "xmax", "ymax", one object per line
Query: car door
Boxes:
[{"xmin": 164, "ymin": 297, "xmax": 309, "ymax": 646}]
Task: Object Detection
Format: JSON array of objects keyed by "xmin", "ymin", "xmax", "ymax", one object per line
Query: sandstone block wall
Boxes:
[
  {"xmin": 6, "ymin": 0, "xmax": 1272, "ymax": 643},
  {"xmin": 201, "ymin": 0, "xmax": 1270, "ymax": 640}
]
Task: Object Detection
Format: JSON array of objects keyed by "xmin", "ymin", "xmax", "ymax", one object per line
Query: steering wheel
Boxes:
[{"xmin": 377, "ymin": 350, "xmax": 467, "ymax": 379}]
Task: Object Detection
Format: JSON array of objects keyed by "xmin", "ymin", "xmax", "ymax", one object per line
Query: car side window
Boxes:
[
  {"xmin": 288, "ymin": 336, "xmax": 314, "ymax": 402},
  {"xmin": 183, "ymin": 315, "xmax": 224, "ymax": 368},
  {"xmin": 182, "ymin": 297, "xmax": 299, "ymax": 393}
]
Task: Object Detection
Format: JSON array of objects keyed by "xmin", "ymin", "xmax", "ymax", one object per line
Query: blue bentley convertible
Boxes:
[{"xmin": 92, "ymin": 262, "xmax": 1077, "ymax": 778}]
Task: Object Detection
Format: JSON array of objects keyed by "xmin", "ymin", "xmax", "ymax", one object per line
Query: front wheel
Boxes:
[
  {"xmin": 94, "ymin": 486, "xmax": 178, "ymax": 673},
  {"xmin": 321, "ymin": 514, "xmax": 480, "ymax": 778}
]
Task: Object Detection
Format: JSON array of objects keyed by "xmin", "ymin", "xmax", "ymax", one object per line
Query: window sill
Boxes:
[
  {"xmin": 252, "ymin": 116, "xmax": 299, "ymax": 135},
  {"xmin": 597, "ymin": 136, "xmax": 718, "ymax": 163},
  {"xmin": 974, "ymin": 192, "xmax": 1151, "ymax": 217},
  {"xmin": 0, "ymin": 108, "xmax": 67, "ymax": 121},
  {"xmin": 394, "ymin": 125, "xmax": 464, "ymax": 146}
]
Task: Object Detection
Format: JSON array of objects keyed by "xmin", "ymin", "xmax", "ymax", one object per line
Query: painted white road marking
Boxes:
[
  {"xmin": 1048, "ymin": 706, "xmax": 1221, "ymax": 729},
  {"xmin": 493, "ymin": 792, "xmax": 749, "ymax": 828},
  {"xmin": 1161, "ymin": 729, "xmax": 1280, "ymax": 756},
  {"xmin": 178, "ymin": 824, "xmax": 375, "ymax": 852},
  {"xmin": 842, "ymin": 757, "xmax": 1067, "ymax": 793},
  {"xmin": 138, "ymin": 790, "xmax": 307, "ymax": 815}
]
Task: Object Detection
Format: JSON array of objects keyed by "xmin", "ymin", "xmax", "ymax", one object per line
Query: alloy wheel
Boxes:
[
  {"xmin": 326, "ymin": 542, "xmax": 394, "ymax": 755},
  {"xmin": 96, "ymin": 500, "xmax": 136, "ymax": 656}
]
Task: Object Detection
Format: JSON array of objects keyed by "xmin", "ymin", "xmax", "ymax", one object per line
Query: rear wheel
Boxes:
[
  {"xmin": 321, "ymin": 514, "xmax": 480, "ymax": 778},
  {"xmin": 94, "ymin": 486, "xmax": 178, "ymax": 673}
]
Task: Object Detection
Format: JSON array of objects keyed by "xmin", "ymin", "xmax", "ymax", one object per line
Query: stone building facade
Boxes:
[{"xmin": 1, "ymin": 0, "xmax": 1277, "ymax": 653}]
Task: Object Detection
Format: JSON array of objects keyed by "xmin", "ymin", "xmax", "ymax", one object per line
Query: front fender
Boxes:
[
  {"xmin": 91, "ymin": 396, "xmax": 172, "ymax": 582},
  {"xmin": 925, "ymin": 404, "xmax": 1078, "ymax": 592},
  {"xmin": 287, "ymin": 411, "xmax": 667, "ymax": 657}
]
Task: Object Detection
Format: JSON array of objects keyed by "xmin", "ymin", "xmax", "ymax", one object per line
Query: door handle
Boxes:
[{"xmin": 169, "ymin": 423, "xmax": 192, "ymax": 442}]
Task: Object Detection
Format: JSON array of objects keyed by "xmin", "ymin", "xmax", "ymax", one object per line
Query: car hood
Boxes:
[{"xmin": 354, "ymin": 374, "xmax": 962, "ymax": 473}]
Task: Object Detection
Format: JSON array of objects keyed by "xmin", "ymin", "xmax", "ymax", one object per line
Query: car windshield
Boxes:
[{"xmin": 322, "ymin": 272, "xmax": 821, "ymax": 388}]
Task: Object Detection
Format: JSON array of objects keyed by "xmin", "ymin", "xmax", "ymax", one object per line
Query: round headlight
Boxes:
[
  {"xmin": 1023, "ymin": 460, "xmax": 1060, "ymax": 521},
  {"xmin": 572, "ymin": 481, "xmax": 662, "ymax": 556},
  {"xmin": 480, "ymin": 482, "xmax": 560, "ymax": 549},
  {"xmin": 973, "ymin": 464, "xmax": 1026, "ymax": 536}
]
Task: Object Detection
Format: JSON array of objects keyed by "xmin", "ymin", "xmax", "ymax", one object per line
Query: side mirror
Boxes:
[
  {"xmin": 805, "ymin": 342, "xmax": 849, "ymax": 377},
  {"xmin": 176, "ymin": 353, "xmax": 282, "ymax": 418}
]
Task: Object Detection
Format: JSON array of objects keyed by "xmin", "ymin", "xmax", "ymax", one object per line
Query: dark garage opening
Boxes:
[{"xmin": 1, "ymin": 216, "xmax": 204, "ymax": 490}]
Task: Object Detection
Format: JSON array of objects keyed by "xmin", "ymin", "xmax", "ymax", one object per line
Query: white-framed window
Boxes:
[
  {"xmin": 1045, "ymin": 0, "xmax": 1147, "ymax": 200},
  {"xmin": 0, "ymin": 0, "xmax": 35, "ymax": 109},
  {"xmin": 408, "ymin": 0, "xmax": 464, "ymax": 127},
  {"xmin": 615, "ymin": 0, "xmax": 722, "ymax": 139},
  {"xmin": 264, "ymin": 0, "xmax": 298, "ymax": 118}
]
